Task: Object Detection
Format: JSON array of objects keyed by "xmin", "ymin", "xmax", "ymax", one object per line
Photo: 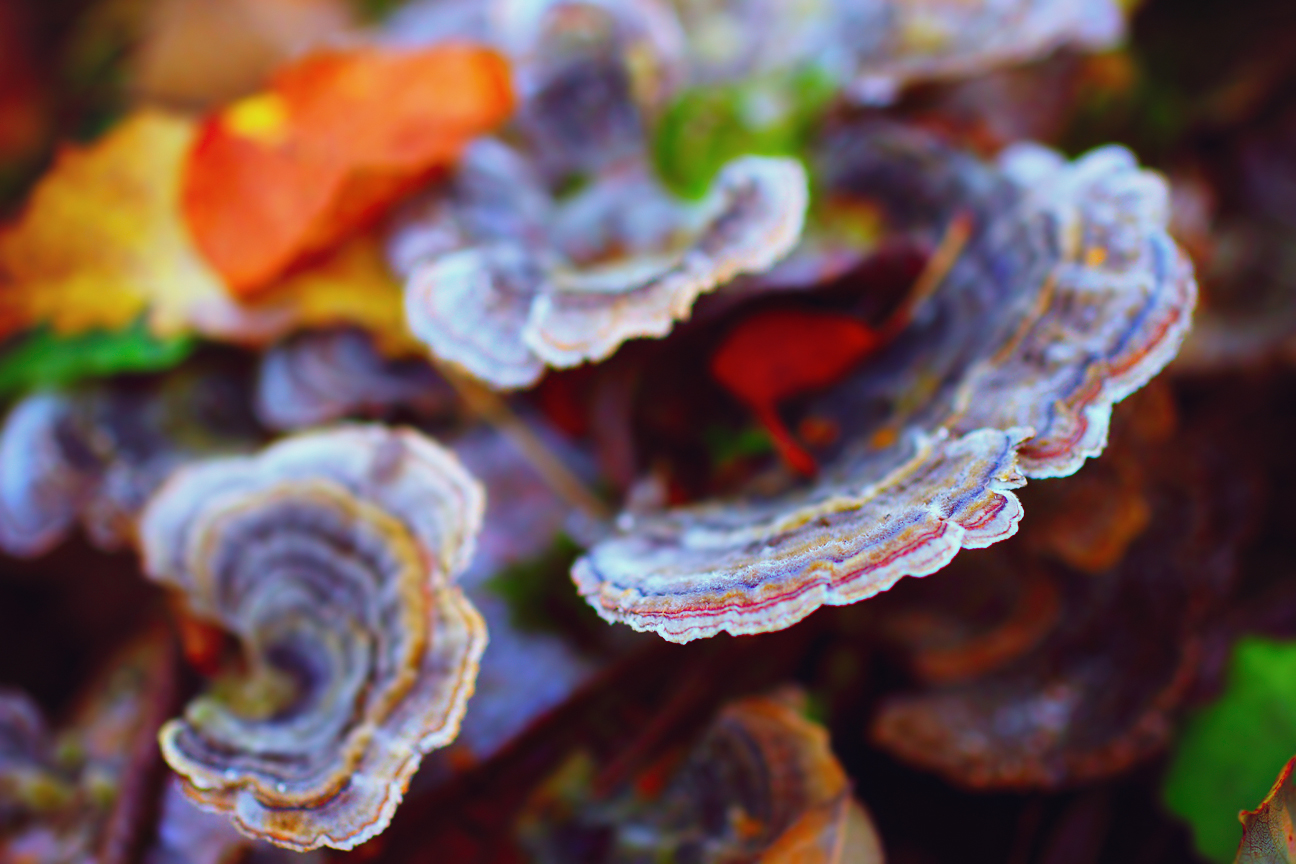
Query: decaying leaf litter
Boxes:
[{"xmin": 5, "ymin": 0, "xmax": 1296, "ymax": 861}]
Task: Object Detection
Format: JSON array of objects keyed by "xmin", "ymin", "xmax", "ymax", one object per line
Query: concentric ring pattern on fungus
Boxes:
[
  {"xmin": 573, "ymin": 123, "xmax": 1196, "ymax": 643},
  {"xmin": 137, "ymin": 425, "xmax": 486, "ymax": 850},
  {"xmin": 402, "ymin": 151, "xmax": 808, "ymax": 389}
]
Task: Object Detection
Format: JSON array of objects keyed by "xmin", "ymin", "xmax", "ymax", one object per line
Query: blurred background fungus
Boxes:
[{"xmin": 5, "ymin": 0, "xmax": 1296, "ymax": 862}]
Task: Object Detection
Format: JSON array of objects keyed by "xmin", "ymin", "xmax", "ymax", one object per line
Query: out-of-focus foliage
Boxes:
[
  {"xmin": 0, "ymin": 3, "xmax": 48, "ymax": 204},
  {"xmin": 5, "ymin": 0, "xmax": 1296, "ymax": 860},
  {"xmin": 517, "ymin": 692, "xmax": 884, "ymax": 864},
  {"xmin": 0, "ymin": 111, "xmax": 228, "ymax": 340},
  {"xmin": 0, "ymin": 324, "xmax": 193, "ymax": 398},
  {"xmin": 0, "ymin": 108, "xmax": 425, "ymax": 354},
  {"xmin": 652, "ymin": 68, "xmax": 835, "ymax": 199},
  {"xmin": 485, "ymin": 533, "xmax": 587, "ymax": 636}
]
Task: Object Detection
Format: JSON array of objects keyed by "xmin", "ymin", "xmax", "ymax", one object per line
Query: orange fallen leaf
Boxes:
[
  {"xmin": 182, "ymin": 44, "xmax": 514, "ymax": 295},
  {"xmin": 711, "ymin": 309, "xmax": 883, "ymax": 476},
  {"xmin": 0, "ymin": 110, "xmax": 423, "ymax": 354}
]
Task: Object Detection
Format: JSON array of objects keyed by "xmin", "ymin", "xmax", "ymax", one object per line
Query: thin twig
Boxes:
[
  {"xmin": 910, "ymin": 210, "xmax": 974, "ymax": 311},
  {"xmin": 437, "ymin": 362, "xmax": 613, "ymax": 521},
  {"xmin": 882, "ymin": 210, "xmax": 974, "ymax": 340}
]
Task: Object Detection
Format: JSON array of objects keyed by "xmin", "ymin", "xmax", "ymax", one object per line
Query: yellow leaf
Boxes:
[
  {"xmin": 0, "ymin": 110, "xmax": 420, "ymax": 355},
  {"xmin": 240, "ymin": 234, "xmax": 423, "ymax": 357},
  {"xmin": 0, "ymin": 110, "xmax": 234, "ymax": 340}
]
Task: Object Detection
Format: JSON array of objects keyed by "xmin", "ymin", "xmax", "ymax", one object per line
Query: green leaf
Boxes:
[
  {"xmin": 348, "ymin": 0, "xmax": 410, "ymax": 24},
  {"xmin": 0, "ymin": 323, "xmax": 195, "ymax": 399},
  {"xmin": 651, "ymin": 66, "xmax": 835, "ymax": 200},
  {"xmin": 703, "ymin": 424, "xmax": 774, "ymax": 466},
  {"xmin": 484, "ymin": 534, "xmax": 605, "ymax": 646},
  {"xmin": 1164, "ymin": 638, "xmax": 1296, "ymax": 863}
]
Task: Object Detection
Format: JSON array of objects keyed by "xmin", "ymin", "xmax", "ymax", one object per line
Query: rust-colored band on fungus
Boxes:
[{"xmin": 573, "ymin": 124, "xmax": 1196, "ymax": 643}]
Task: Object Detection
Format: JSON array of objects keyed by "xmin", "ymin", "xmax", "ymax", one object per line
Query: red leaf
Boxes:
[{"xmin": 711, "ymin": 309, "xmax": 883, "ymax": 476}]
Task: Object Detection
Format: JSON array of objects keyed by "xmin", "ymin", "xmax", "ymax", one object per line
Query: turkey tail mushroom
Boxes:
[
  {"xmin": 137, "ymin": 425, "xmax": 487, "ymax": 851},
  {"xmin": 402, "ymin": 153, "xmax": 808, "ymax": 389},
  {"xmin": 573, "ymin": 125, "xmax": 1196, "ymax": 643}
]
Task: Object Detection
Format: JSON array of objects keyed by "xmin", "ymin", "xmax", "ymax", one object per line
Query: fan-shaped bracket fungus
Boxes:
[
  {"xmin": 0, "ymin": 393, "xmax": 97, "ymax": 558},
  {"xmin": 253, "ymin": 328, "xmax": 455, "ymax": 431},
  {"xmin": 839, "ymin": 0, "xmax": 1124, "ymax": 104},
  {"xmin": 518, "ymin": 691, "xmax": 884, "ymax": 863},
  {"xmin": 137, "ymin": 426, "xmax": 487, "ymax": 851},
  {"xmin": 404, "ymin": 154, "xmax": 809, "ymax": 389},
  {"xmin": 573, "ymin": 137, "xmax": 1196, "ymax": 643},
  {"xmin": 0, "ymin": 370, "xmax": 261, "ymax": 559}
]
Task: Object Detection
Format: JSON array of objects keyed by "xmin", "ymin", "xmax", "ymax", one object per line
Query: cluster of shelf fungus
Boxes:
[{"xmin": 0, "ymin": 0, "xmax": 1201, "ymax": 858}]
